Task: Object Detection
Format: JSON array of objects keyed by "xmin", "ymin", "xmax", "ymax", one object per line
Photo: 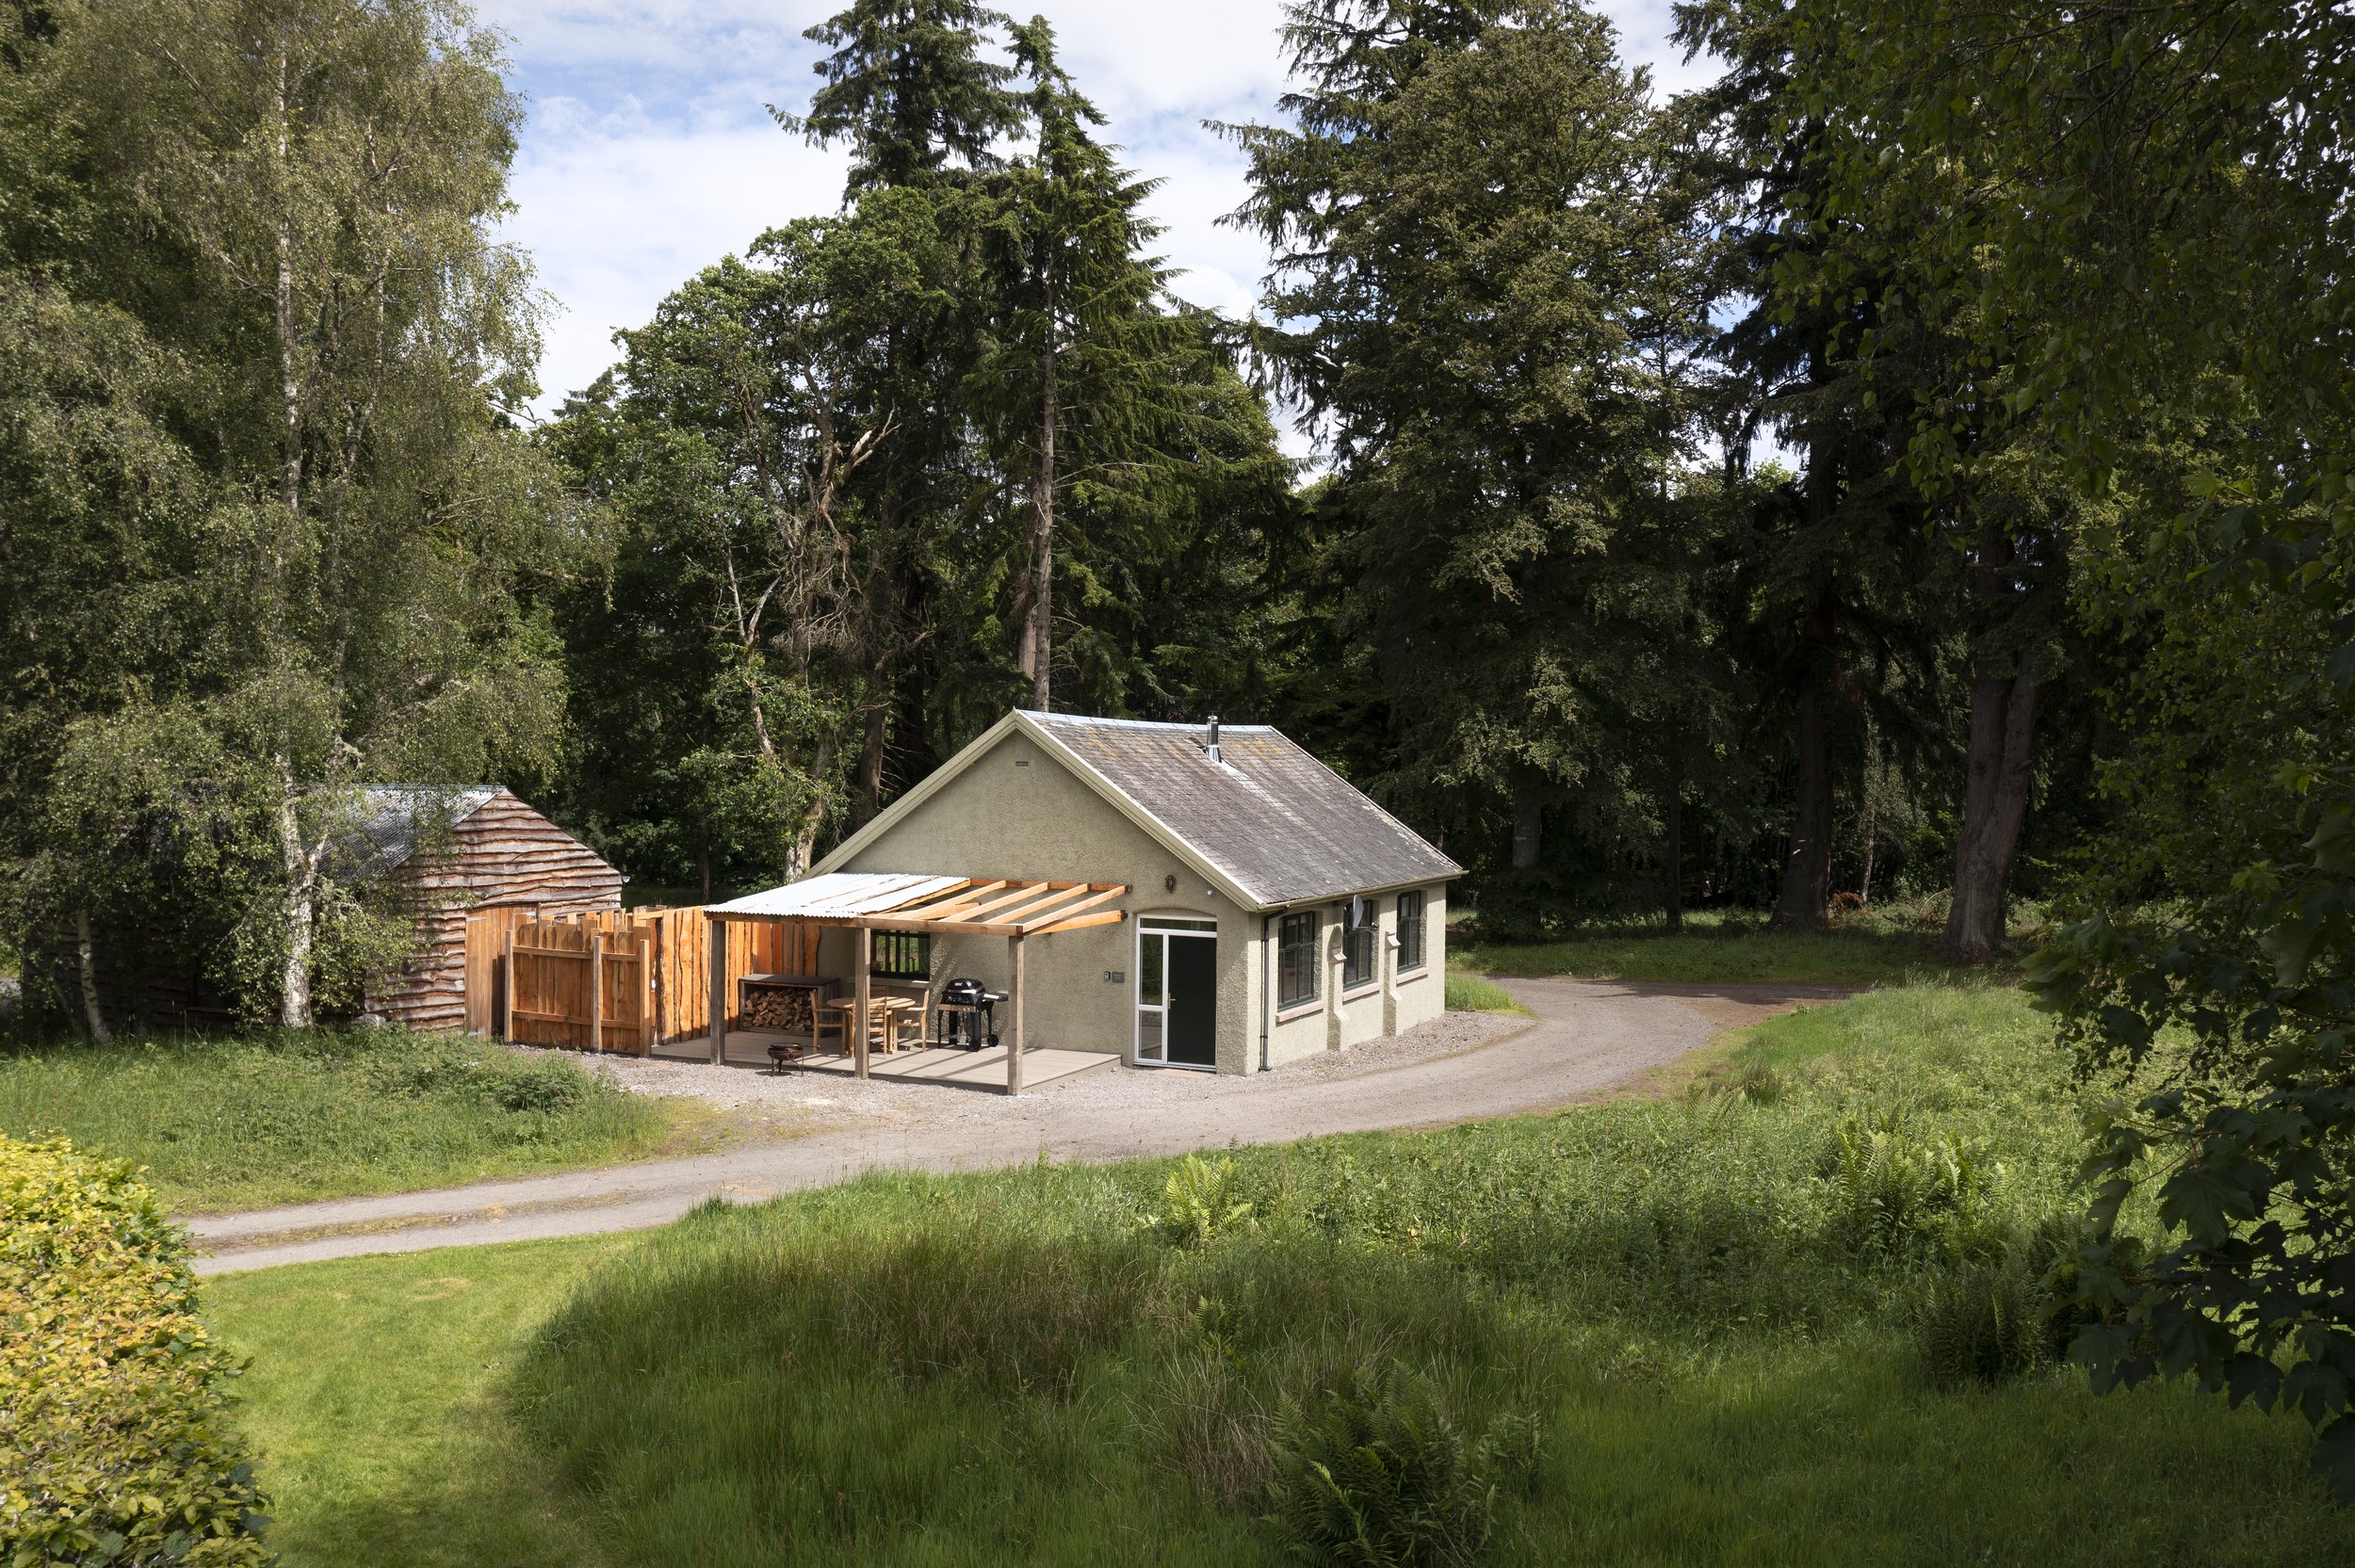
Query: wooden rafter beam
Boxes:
[
  {"xmin": 1028, "ymin": 909, "xmax": 1129, "ymax": 937},
  {"xmin": 985, "ymin": 885, "xmax": 1096, "ymax": 928},
  {"xmin": 1010, "ymin": 884, "xmax": 1125, "ymax": 932}
]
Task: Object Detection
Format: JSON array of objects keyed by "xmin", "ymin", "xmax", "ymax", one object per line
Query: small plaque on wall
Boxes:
[{"xmin": 1104, "ymin": 970, "xmax": 1125, "ymax": 983}]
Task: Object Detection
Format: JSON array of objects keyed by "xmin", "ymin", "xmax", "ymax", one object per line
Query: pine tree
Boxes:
[{"xmin": 1227, "ymin": 0, "xmax": 1723, "ymax": 912}]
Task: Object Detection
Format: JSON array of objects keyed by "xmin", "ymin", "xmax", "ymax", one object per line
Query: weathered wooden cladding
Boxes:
[{"xmin": 369, "ymin": 789, "xmax": 623, "ymax": 1032}]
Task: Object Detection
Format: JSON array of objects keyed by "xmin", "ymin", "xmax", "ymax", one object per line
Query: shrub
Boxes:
[
  {"xmin": 474, "ymin": 1053, "xmax": 592, "ymax": 1115},
  {"xmin": 1913, "ymin": 1257, "xmax": 2049, "ymax": 1390},
  {"xmin": 1265, "ymin": 1362, "xmax": 1497, "ymax": 1568},
  {"xmin": 0, "ymin": 1135, "xmax": 271, "ymax": 1566}
]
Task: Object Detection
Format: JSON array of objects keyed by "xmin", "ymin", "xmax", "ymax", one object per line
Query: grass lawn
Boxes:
[
  {"xmin": 203, "ymin": 1237, "xmax": 623, "ymax": 1568},
  {"xmin": 0, "ymin": 1028, "xmax": 737, "ymax": 1212},
  {"xmin": 200, "ymin": 978, "xmax": 2353, "ymax": 1567},
  {"xmin": 1456, "ymin": 909, "xmax": 1959, "ymax": 987}
]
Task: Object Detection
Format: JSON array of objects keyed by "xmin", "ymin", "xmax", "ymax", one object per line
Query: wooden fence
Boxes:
[{"xmin": 465, "ymin": 905, "xmax": 819, "ymax": 1051}]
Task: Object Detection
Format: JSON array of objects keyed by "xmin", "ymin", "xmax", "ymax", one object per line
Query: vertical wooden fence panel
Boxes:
[{"xmin": 487, "ymin": 905, "xmax": 812, "ymax": 1053}]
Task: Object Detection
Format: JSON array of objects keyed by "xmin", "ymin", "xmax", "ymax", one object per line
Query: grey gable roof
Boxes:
[{"xmin": 1024, "ymin": 712, "xmax": 1461, "ymax": 908}]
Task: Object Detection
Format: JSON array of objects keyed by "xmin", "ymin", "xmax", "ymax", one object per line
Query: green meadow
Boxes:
[{"xmin": 202, "ymin": 980, "xmax": 2351, "ymax": 1566}]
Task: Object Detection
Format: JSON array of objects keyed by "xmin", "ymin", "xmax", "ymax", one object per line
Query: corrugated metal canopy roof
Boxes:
[
  {"xmin": 1024, "ymin": 713, "xmax": 1462, "ymax": 908},
  {"xmin": 711, "ymin": 872, "xmax": 966, "ymax": 920},
  {"xmin": 711, "ymin": 873, "xmax": 1130, "ymax": 936}
]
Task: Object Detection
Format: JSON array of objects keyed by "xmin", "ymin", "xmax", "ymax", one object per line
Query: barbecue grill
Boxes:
[{"xmin": 935, "ymin": 976, "xmax": 1005, "ymax": 1051}]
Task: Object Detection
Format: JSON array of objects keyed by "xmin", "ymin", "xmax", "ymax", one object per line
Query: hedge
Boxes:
[{"xmin": 0, "ymin": 1136, "xmax": 270, "ymax": 1566}]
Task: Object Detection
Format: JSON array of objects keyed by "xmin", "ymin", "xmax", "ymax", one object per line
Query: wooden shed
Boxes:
[{"xmin": 354, "ymin": 787, "xmax": 623, "ymax": 1031}]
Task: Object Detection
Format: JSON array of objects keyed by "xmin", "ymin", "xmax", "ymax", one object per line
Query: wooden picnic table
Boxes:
[{"xmin": 821, "ymin": 994, "xmax": 917, "ymax": 1055}]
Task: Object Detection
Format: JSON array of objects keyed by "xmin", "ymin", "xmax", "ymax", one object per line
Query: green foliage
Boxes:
[
  {"xmin": 1228, "ymin": 1, "xmax": 1758, "ymax": 907},
  {"xmin": 170, "ymin": 983, "xmax": 2354, "ymax": 1568},
  {"xmin": 1795, "ymin": 0, "xmax": 2355, "ymax": 1492},
  {"xmin": 1144, "ymin": 1154, "xmax": 1257, "ymax": 1247},
  {"xmin": 1265, "ymin": 1363, "xmax": 1499, "ymax": 1568},
  {"xmin": 0, "ymin": 1029, "xmax": 676, "ymax": 1211},
  {"xmin": 0, "ymin": 0, "xmax": 581, "ymax": 1027},
  {"xmin": 0, "ymin": 1135, "xmax": 271, "ymax": 1566}
]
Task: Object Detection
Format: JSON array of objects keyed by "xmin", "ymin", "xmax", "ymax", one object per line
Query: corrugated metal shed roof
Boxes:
[
  {"xmin": 347, "ymin": 786, "xmax": 501, "ymax": 874},
  {"xmin": 1025, "ymin": 713, "xmax": 1461, "ymax": 908}
]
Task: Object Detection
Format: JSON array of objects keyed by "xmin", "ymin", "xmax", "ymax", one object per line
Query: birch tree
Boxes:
[{"xmin": 41, "ymin": 0, "xmax": 569, "ymax": 1024}]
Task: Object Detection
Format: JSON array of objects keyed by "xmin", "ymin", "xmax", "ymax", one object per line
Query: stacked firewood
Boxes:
[{"xmin": 742, "ymin": 985, "xmax": 816, "ymax": 1032}]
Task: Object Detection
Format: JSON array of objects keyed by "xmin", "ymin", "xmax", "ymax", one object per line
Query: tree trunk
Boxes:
[
  {"xmin": 73, "ymin": 908, "xmax": 110, "ymax": 1043},
  {"xmin": 1860, "ymin": 725, "xmax": 1879, "ymax": 906},
  {"xmin": 1022, "ymin": 280, "xmax": 1057, "ymax": 711},
  {"xmin": 856, "ymin": 703, "xmax": 888, "ymax": 822},
  {"xmin": 1510, "ymin": 776, "xmax": 1543, "ymax": 872},
  {"xmin": 1665, "ymin": 771, "xmax": 1683, "ymax": 934},
  {"xmin": 273, "ymin": 47, "xmax": 301, "ymax": 527},
  {"xmin": 790, "ymin": 737, "xmax": 836, "ymax": 877},
  {"xmin": 1772, "ymin": 676, "xmax": 1833, "ymax": 930},
  {"xmin": 1775, "ymin": 426, "xmax": 1842, "ymax": 932},
  {"xmin": 277, "ymin": 758, "xmax": 314, "ymax": 1028},
  {"xmin": 1942, "ymin": 666, "xmax": 2038, "ymax": 959}
]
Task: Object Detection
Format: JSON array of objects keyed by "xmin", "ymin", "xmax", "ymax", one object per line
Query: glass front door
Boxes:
[{"xmin": 1136, "ymin": 919, "xmax": 1218, "ymax": 1069}]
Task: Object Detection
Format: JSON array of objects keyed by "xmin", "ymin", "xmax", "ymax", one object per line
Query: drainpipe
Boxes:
[{"xmin": 1259, "ymin": 913, "xmax": 1274, "ymax": 1073}]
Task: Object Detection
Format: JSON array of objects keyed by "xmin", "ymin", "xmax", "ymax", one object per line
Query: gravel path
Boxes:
[{"xmin": 186, "ymin": 977, "xmax": 1850, "ymax": 1273}]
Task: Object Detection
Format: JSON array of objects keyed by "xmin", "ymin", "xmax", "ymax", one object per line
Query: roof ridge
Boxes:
[{"xmin": 1021, "ymin": 710, "xmax": 1275, "ymax": 733}]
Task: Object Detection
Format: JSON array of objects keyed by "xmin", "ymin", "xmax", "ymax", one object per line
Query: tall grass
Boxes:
[
  {"xmin": 494, "ymin": 978, "xmax": 2349, "ymax": 1567},
  {"xmin": 1443, "ymin": 971, "xmax": 1530, "ymax": 1014},
  {"xmin": 0, "ymin": 1028, "xmax": 681, "ymax": 1211}
]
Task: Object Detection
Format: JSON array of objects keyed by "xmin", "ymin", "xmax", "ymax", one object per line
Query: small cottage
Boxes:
[
  {"xmin": 787, "ymin": 710, "xmax": 1461, "ymax": 1075},
  {"xmin": 353, "ymin": 786, "xmax": 622, "ymax": 1031}
]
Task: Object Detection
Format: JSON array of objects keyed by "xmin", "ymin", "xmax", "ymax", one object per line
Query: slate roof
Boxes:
[{"xmin": 1023, "ymin": 712, "xmax": 1461, "ymax": 908}]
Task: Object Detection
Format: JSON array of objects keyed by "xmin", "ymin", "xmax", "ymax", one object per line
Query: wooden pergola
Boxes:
[{"xmin": 705, "ymin": 873, "xmax": 1130, "ymax": 1094}]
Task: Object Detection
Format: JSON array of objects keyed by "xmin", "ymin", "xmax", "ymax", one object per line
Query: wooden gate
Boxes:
[
  {"xmin": 463, "ymin": 906, "xmax": 541, "ymax": 1037},
  {"xmin": 504, "ymin": 917, "xmax": 655, "ymax": 1053},
  {"xmin": 467, "ymin": 906, "xmax": 817, "ymax": 1048}
]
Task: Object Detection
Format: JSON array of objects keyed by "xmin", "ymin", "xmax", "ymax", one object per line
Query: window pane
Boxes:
[
  {"xmin": 872, "ymin": 932, "xmax": 930, "ymax": 979},
  {"xmin": 1140, "ymin": 931, "xmax": 1163, "ymax": 1006},
  {"xmin": 1138, "ymin": 1009, "xmax": 1163, "ymax": 1061},
  {"xmin": 1398, "ymin": 892, "xmax": 1424, "ymax": 972},
  {"xmin": 1277, "ymin": 912, "xmax": 1317, "ymax": 1008}
]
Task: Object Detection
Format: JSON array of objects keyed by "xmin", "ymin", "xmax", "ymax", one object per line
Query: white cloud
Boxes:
[{"xmin": 478, "ymin": 0, "xmax": 1720, "ymax": 439}]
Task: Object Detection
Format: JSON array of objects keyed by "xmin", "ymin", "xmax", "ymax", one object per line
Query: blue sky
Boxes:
[{"xmin": 477, "ymin": 2, "xmax": 1719, "ymax": 448}]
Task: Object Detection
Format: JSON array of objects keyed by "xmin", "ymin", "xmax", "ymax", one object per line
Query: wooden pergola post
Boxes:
[
  {"xmin": 1005, "ymin": 932, "xmax": 1026, "ymax": 1096},
  {"xmin": 588, "ymin": 931, "xmax": 605, "ymax": 1055},
  {"xmin": 706, "ymin": 913, "xmax": 728, "ymax": 1065},
  {"xmin": 853, "ymin": 925, "xmax": 872, "ymax": 1079},
  {"xmin": 501, "ymin": 929, "xmax": 516, "ymax": 1043}
]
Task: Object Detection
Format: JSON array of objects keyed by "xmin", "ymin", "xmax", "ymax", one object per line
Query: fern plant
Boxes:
[
  {"xmin": 1264, "ymin": 1363, "xmax": 1510, "ymax": 1568},
  {"xmin": 1143, "ymin": 1155, "xmax": 1255, "ymax": 1247},
  {"xmin": 1914, "ymin": 1256, "xmax": 2049, "ymax": 1389},
  {"xmin": 1817, "ymin": 1111, "xmax": 2003, "ymax": 1258}
]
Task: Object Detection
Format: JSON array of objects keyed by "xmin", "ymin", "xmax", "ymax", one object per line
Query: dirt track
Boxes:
[{"xmin": 186, "ymin": 976, "xmax": 1851, "ymax": 1273}]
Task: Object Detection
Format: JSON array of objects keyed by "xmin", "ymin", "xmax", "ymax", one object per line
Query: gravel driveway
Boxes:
[{"xmin": 187, "ymin": 976, "xmax": 1849, "ymax": 1272}]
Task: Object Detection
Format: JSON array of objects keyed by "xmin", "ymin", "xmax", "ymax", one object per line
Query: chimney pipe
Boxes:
[{"xmin": 1206, "ymin": 714, "xmax": 1222, "ymax": 763}]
